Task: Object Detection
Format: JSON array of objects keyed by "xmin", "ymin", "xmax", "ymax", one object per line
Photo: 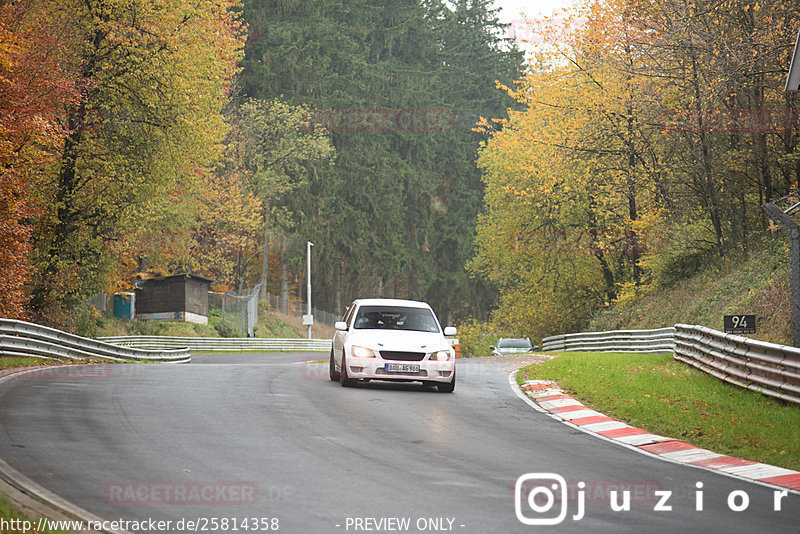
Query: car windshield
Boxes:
[
  {"xmin": 353, "ymin": 306, "xmax": 440, "ymax": 333},
  {"xmin": 498, "ymin": 338, "xmax": 531, "ymax": 349}
]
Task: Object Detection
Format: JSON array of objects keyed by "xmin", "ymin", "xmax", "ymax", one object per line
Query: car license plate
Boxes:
[{"xmin": 385, "ymin": 363, "xmax": 420, "ymax": 373}]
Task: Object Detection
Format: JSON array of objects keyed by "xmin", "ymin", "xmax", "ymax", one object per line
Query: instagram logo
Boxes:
[
  {"xmin": 514, "ymin": 473, "xmax": 791, "ymax": 524},
  {"xmin": 515, "ymin": 473, "xmax": 576, "ymax": 526}
]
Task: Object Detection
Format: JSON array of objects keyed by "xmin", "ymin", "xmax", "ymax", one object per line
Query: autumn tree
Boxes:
[
  {"xmin": 115, "ymin": 168, "xmax": 263, "ymax": 292},
  {"xmin": 472, "ymin": 2, "xmax": 666, "ymax": 337},
  {"xmin": 471, "ymin": 0, "xmax": 800, "ymax": 337},
  {"xmin": 0, "ymin": 0, "xmax": 79, "ymax": 319},
  {"xmin": 190, "ymin": 171, "xmax": 263, "ymax": 290},
  {"xmin": 26, "ymin": 0, "xmax": 245, "ymax": 326},
  {"xmin": 224, "ymin": 99, "xmax": 334, "ymax": 298},
  {"xmin": 635, "ymin": 0, "xmax": 800, "ymax": 256}
]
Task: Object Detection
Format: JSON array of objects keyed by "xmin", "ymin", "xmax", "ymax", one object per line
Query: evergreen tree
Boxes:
[{"xmin": 239, "ymin": 0, "xmax": 522, "ymax": 319}]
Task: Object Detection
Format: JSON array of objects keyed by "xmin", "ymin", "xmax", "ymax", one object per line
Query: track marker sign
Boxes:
[{"xmin": 724, "ymin": 315, "xmax": 756, "ymax": 335}]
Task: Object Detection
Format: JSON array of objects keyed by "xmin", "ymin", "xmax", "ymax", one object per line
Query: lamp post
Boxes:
[
  {"xmin": 786, "ymin": 28, "xmax": 800, "ymax": 92},
  {"xmin": 767, "ymin": 32, "xmax": 800, "ymax": 345},
  {"xmin": 762, "ymin": 202, "xmax": 800, "ymax": 347},
  {"xmin": 305, "ymin": 241, "xmax": 314, "ymax": 339}
]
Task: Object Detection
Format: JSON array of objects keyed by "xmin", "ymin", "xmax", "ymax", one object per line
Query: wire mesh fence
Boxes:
[
  {"xmin": 310, "ymin": 306, "xmax": 339, "ymax": 326},
  {"xmin": 208, "ymin": 284, "xmax": 261, "ymax": 337},
  {"xmin": 773, "ymin": 189, "xmax": 800, "ymax": 215}
]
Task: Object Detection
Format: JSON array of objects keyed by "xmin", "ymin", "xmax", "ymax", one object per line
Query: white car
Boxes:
[{"xmin": 330, "ymin": 298, "xmax": 457, "ymax": 393}]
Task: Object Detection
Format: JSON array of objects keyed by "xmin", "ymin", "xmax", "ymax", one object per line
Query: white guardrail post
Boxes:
[
  {"xmin": 0, "ymin": 319, "xmax": 190, "ymax": 363},
  {"xmin": 541, "ymin": 325, "xmax": 800, "ymax": 405}
]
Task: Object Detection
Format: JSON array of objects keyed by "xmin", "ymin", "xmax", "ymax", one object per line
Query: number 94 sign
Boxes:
[{"xmin": 724, "ymin": 315, "xmax": 756, "ymax": 335}]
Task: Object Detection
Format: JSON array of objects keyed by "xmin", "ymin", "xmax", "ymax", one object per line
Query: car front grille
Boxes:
[{"xmin": 379, "ymin": 351, "xmax": 426, "ymax": 361}]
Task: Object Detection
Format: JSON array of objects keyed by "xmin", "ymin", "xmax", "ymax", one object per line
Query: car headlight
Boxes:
[
  {"xmin": 431, "ymin": 350, "xmax": 451, "ymax": 361},
  {"xmin": 351, "ymin": 346, "xmax": 376, "ymax": 358}
]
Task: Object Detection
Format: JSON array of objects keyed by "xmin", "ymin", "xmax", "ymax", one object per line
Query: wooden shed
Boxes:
[{"xmin": 134, "ymin": 274, "xmax": 213, "ymax": 324}]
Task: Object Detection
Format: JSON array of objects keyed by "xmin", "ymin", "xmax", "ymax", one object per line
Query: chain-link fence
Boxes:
[
  {"xmin": 208, "ymin": 284, "xmax": 262, "ymax": 337},
  {"xmin": 309, "ymin": 306, "xmax": 338, "ymax": 326},
  {"xmin": 772, "ymin": 189, "xmax": 800, "ymax": 217}
]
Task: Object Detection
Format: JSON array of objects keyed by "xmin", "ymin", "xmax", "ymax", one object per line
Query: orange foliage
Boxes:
[{"xmin": 0, "ymin": 1, "xmax": 80, "ymax": 319}]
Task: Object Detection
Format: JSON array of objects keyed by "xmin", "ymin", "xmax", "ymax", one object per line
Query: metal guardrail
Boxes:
[
  {"xmin": 673, "ymin": 324, "xmax": 800, "ymax": 405},
  {"xmin": 541, "ymin": 328, "xmax": 676, "ymax": 353},
  {"xmin": 541, "ymin": 324, "xmax": 800, "ymax": 405},
  {"xmin": 98, "ymin": 336, "xmax": 332, "ymax": 353},
  {"xmin": 0, "ymin": 319, "xmax": 190, "ymax": 363}
]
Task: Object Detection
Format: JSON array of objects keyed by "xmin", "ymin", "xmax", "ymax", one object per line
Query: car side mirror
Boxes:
[
  {"xmin": 334, "ymin": 321, "xmax": 348, "ymax": 332},
  {"xmin": 490, "ymin": 345, "xmax": 496, "ymax": 350},
  {"xmin": 444, "ymin": 326, "xmax": 457, "ymax": 336}
]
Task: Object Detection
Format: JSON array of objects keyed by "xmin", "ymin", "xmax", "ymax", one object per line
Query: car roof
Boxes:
[{"xmin": 351, "ymin": 298, "xmax": 433, "ymax": 310}]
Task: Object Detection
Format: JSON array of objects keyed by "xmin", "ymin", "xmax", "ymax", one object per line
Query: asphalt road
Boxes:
[{"xmin": 0, "ymin": 353, "xmax": 797, "ymax": 533}]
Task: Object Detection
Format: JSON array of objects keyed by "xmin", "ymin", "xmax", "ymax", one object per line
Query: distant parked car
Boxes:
[
  {"xmin": 330, "ymin": 298, "xmax": 457, "ymax": 392},
  {"xmin": 491, "ymin": 337, "xmax": 534, "ymax": 356}
]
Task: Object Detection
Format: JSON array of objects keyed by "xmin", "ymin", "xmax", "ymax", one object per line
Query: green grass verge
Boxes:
[
  {"xmin": 0, "ymin": 358, "xmax": 63, "ymax": 370},
  {"xmin": 253, "ymin": 312, "xmax": 302, "ymax": 338},
  {"xmin": 0, "ymin": 494, "xmax": 67, "ymax": 534},
  {"xmin": 517, "ymin": 352, "xmax": 800, "ymax": 471},
  {"xmin": 0, "ymin": 358, "xmax": 127, "ymax": 370}
]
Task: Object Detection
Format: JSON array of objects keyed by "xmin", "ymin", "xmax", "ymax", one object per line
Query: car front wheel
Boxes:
[
  {"xmin": 329, "ymin": 349, "xmax": 340, "ymax": 381},
  {"xmin": 437, "ymin": 369, "xmax": 455, "ymax": 393},
  {"xmin": 340, "ymin": 352, "xmax": 356, "ymax": 387}
]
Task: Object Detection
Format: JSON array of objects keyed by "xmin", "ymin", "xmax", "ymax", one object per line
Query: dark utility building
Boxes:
[{"xmin": 134, "ymin": 274, "xmax": 213, "ymax": 324}]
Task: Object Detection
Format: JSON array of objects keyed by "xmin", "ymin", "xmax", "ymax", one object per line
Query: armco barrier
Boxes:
[
  {"xmin": 99, "ymin": 336, "xmax": 332, "ymax": 353},
  {"xmin": 541, "ymin": 327, "xmax": 676, "ymax": 353},
  {"xmin": 0, "ymin": 319, "xmax": 190, "ymax": 363},
  {"xmin": 541, "ymin": 324, "xmax": 800, "ymax": 406},
  {"xmin": 673, "ymin": 323, "xmax": 800, "ymax": 405}
]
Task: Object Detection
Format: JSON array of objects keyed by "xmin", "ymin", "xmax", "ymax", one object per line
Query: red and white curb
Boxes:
[{"xmin": 515, "ymin": 377, "xmax": 800, "ymax": 494}]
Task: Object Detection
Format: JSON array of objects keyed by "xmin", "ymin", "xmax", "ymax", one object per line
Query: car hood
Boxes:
[{"xmin": 347, "ymin": 330, "xmax": 451, "ymax": 353}]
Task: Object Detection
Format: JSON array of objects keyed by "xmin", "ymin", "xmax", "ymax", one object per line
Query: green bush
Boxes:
[
  {"xmin": 72, "ymin": 305, "xmax": 103, "ymax": 338},
  {"xmin": 457, "ymin": 319, "xmax": 498, "ymax": 358}
]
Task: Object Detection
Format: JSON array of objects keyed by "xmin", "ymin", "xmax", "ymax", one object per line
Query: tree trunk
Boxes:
[
  {"xmin": 690, "ymin": 51, "xmax": 724, "ymax": 256},
  {"xmin": 260, "ymin": 226, "xmax": 269, "ymax": 300},
  {"xmin": 334, "ymin": 260, "xmax": 342, "ymax": 315},
  {"xmin": 280, "ymin": 236, "xmax": 289, "ymax": 314}
]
